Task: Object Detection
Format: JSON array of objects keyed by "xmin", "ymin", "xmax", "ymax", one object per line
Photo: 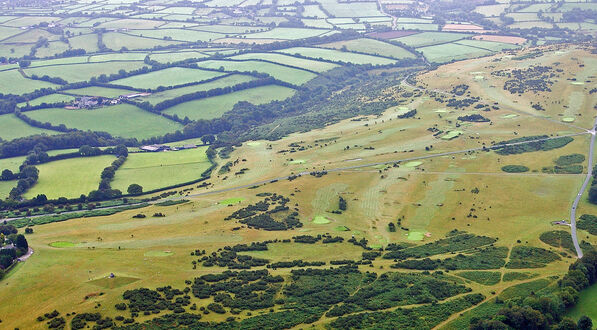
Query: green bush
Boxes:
[
  {"xmin": 501, "ymin": 165, "xmax": 529, "ymax": 173},
  {"xmin": 555, "ymin": 153, "xmax": 585, "ymax": 166}
]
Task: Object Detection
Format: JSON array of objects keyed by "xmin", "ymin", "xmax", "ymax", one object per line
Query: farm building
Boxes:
[{"xmin": 140, "ymin": 144, "xmax": 171, "ymax": 152}]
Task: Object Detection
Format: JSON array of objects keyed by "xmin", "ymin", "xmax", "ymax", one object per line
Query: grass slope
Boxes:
[
  {"xmin": 25, "ymin": 155, "xmax": 116, "ymax": 199},
  {"xmin": 25, "ymin": 104, "xmax": 182, "ymax": 139},
  {"xmin": 0, "ymin": 114, "xmax": 58, "ymax": 141},
  {"xmin": 112, "ymin": 147, "xmax": 211, "ymax": 192},
  {"xmin": 162, "ymin": 85, "xmax": 296, "ymax": 120}
]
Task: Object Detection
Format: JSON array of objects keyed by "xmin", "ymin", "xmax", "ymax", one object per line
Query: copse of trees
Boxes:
[{"xmin": 471, "ymin": 249, "xmax": 597, "ymax": 329}]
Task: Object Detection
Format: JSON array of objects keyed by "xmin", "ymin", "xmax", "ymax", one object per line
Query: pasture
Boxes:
[
  {"xmin": 567, "ymin": 284, "xmax": 597, "ymax": 323},
  {"xmin": 24, "ymin": 104, "xmax": 183, "ymax": 139},
  {"xmin": 196, "ymin": 59, "xmax": 317, "ymax": 85},
  {"xmin": 228, "ymin": 53, "xmax": 339, "ymax": 72},
  {"xmin": 111, "ymin": 147, "xmax": 211, "ymax": 192},
  {"xmin": 125, "ymin": 29, "xmax": 223, "ymax": 42},
  {"xmin": 112, "ymin": 67, "xmax": 226, "ymax": 89},
  {"xmin": 162, "ymin": 85, "xmax": 296, "ymax": 120},
  {"xmin": 277, "ymin": 47, "xmax": 396, "ymax": 65},
  {"xmin": 25, "ymin": 155, "xmax": 115, "ymax": 199},
  {"xmin": 18, "ymin": 93, "xmax": 75, "ymax": 107},
  {"xmin": 0, "ymin": 180, "xmax": 15, "ymax": 199},
  {"xmin": 393, "ymin": 31, "xmax": 471, "ymax": 47},
  {"xmin": 0, "ymin": 114, "xmax": 58, "ymax": 141},
  {"xmin": 64, "ymin": 86, "xmax": 136, "ymax": 98},
  {"xmin": 101, "ymin": 32, "xmax": 181, "ymax": 50},
  {"xmin": 137, "ymin": 74, "xmax": 256, "ymax": 105},
  {"xmin": 417, "ymin": 43, "xmax": 493, "ymax": 63},
  {"xmin": 317, "ymin": 38, "xmax": 416, "ymax": 59},
  {"xmin": 0, "ymin": 70, "xmax": 57, "ymax": 95},
  {"xmin": 24, "ymin": 61, "xmax": 147, "ymax": 83},
  {"xmin": 0, "ymin": 156, "xmax": 27, "ymax": 173}
]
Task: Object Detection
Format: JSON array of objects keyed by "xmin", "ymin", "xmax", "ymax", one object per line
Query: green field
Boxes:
[
  {"xmin": 455, "ymin": 39, "xmax": 520, "ymax": 52},
  {"xmin": 312, "ymin": 215, "xmax": 331, "ymax": 224},
  {"xmin": 277, "ymin": 47, "xmax": 396, "ymax": 65},
  {"xmin": 242, "ymin": 27, "xmax": 329, "ymax": 39},
  {"xmin": 125, "ymin": 29, "xmax": 223, "ymax": 42},
  {"xmin": 0, "ymin": 156, "xmax": 27, "ymax": 172},
  {"xmin": 64, "ymin": 86, "xmax": 137, "ymax": 98},
  {"xmin": 0, "ymin": 70, "xmax": 57, "ymax": 95},
  {"xmin": 162, "ymin": 85, "xmax": 296, "ymax": 120},
  {"xmin": 112, "ymin": 67, "xmax": 226, "ymax": 89},
  {"xmin": 567, "ymin": 284, "xmax": 597, "ymax": 323},
  {"xmin": 136, "ymin": 74, "xmax": 256, "ymax": 105},
  {"xmin": 317, "ymin": 38, "xmax": 416, "ymax": 59},
  {"xmin": 88, "ymin": 276, "xmax": 140, "ymax": 289},
  {"xmin": 24, "ymin": 61, "xmax": 147, "ymax": 83},
  {"xmin": 112, "ymin": 147, "xmax": 211, "ymax": 192},
  {"xmin": 418, "ymin": 43, "xmax": 493, "ymax": 63},
  {"xmin": 25, "ymin": 104, "xmax": 183, "ymax": 139},
  {"xmin": 25, "ymin": 155, "xmax": 115, "ymax": 199},
  {"xmin": 228, "ymin": 53, "xmax": 339, "ymax": 72},
  {"xmin": 0, "ymin": 114, "xmax": 58, "ymax": 141},
  {"xmin": 196, "ymin": 59, "xmax": 317, "ymax": 85},
  {"xmin": 0, "ymin": 180, "xmax": 16, "ymax": 199},
  {"xmin": 220, "ymin": 197, "xmax": 244, "ymax": 205},
  {"xmin": 101, "ymin": 32, "xmax": 181, "ymax": 50},
  {"xmin": 148, "ymin": 51, "xmax": 208, "ymax": 63},
  {"xmin": 394, "ymin": 32, "xmax": 471, "ymax": 47},
  {"xmin": 49, "ymin": 241, "xmax": 76, "ymax": 248},
  {"xmin": 18, "ymin": 93, "xmax": 75, "ymax": 107}
]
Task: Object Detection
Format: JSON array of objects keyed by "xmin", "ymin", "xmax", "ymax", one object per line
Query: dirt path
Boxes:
[{"xmin": 17, "ymin": 247, "xmax": 33, "ymax": 262}]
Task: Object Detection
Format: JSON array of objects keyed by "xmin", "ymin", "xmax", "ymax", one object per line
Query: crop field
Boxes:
[
  {"xmin": 111, "ymin": 67, "xmax": 226, "ymax": 89},
  {"xmin": 112, "ymin": 147, "xmax": 211, "ymax": 192},
  {"xmin": 317, "ymin": 38, "xmax": 416, "ymax": 59},
  {"xmin": 24, "ymin": 61, "xmax": 147, "ymax": 83},
  {"xmin": 137, "ymin": 74, "xmax": 256, "ymax": 105},
  {"xmin": 0, "ymin": 114, "xmax": 58, "ymax": 141},
  {"xmin": 228, "ymin": 53, "xmax": 339, "ymax": 72},
  {"xmin": 25, "ymin": 155, "xmax": 115, "ymax": 199},
  {"xmin": 196, "ymin": 59, "xmax": 317, "ymax": 85},
  {"xmin": 162, "ymin": 84, "xmax": 296, "ymax": 120},
  {"xmin": 24, "ymin": 104, "xmax": 182, "ymax": 139},
  {"xmin": 277, "ymin": 47, "xmax": 396, "ymax": 65}
]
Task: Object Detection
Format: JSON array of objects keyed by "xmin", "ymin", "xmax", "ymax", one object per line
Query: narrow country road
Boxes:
[
  {"xmin": 18, "ymin": 247, "xmax": 33, "ymax": 261},
  {"xmin": 568, "ymin": 117, "xmax": 597, "ymax": 259}
]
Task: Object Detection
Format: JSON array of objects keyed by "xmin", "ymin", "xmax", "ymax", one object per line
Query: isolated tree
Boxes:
[
  {"xmin": 15, "ymin": 234, "xmax": 28, "ymax": 251},
  {"xmin": 1, "ymin": 169, "xmax": 13, "ymax": 180},
  {"xmin": 589, "ymin": 185, "xmax": 597, "ymax": 204},
  {"xmin": 0, "ymin": 254, "xmax": 13, "ymax": 269},
  {"xmin": 578, "ymin": 316, "xmax": 592, "ymax": 330},
  {"xmin": 115, "ymin": 144, "xmax": 128, "ymax": 157},
  {"xmin": 201, "ymin": 134, "xmax": 216, "ymax": 145},
  {"xmin": 34, "ymin": 194, "xmax": 47, "ymax": 204},
  {"xmin": 127, "ymin": 184, "xmax": 143, "ymax": 195}
]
